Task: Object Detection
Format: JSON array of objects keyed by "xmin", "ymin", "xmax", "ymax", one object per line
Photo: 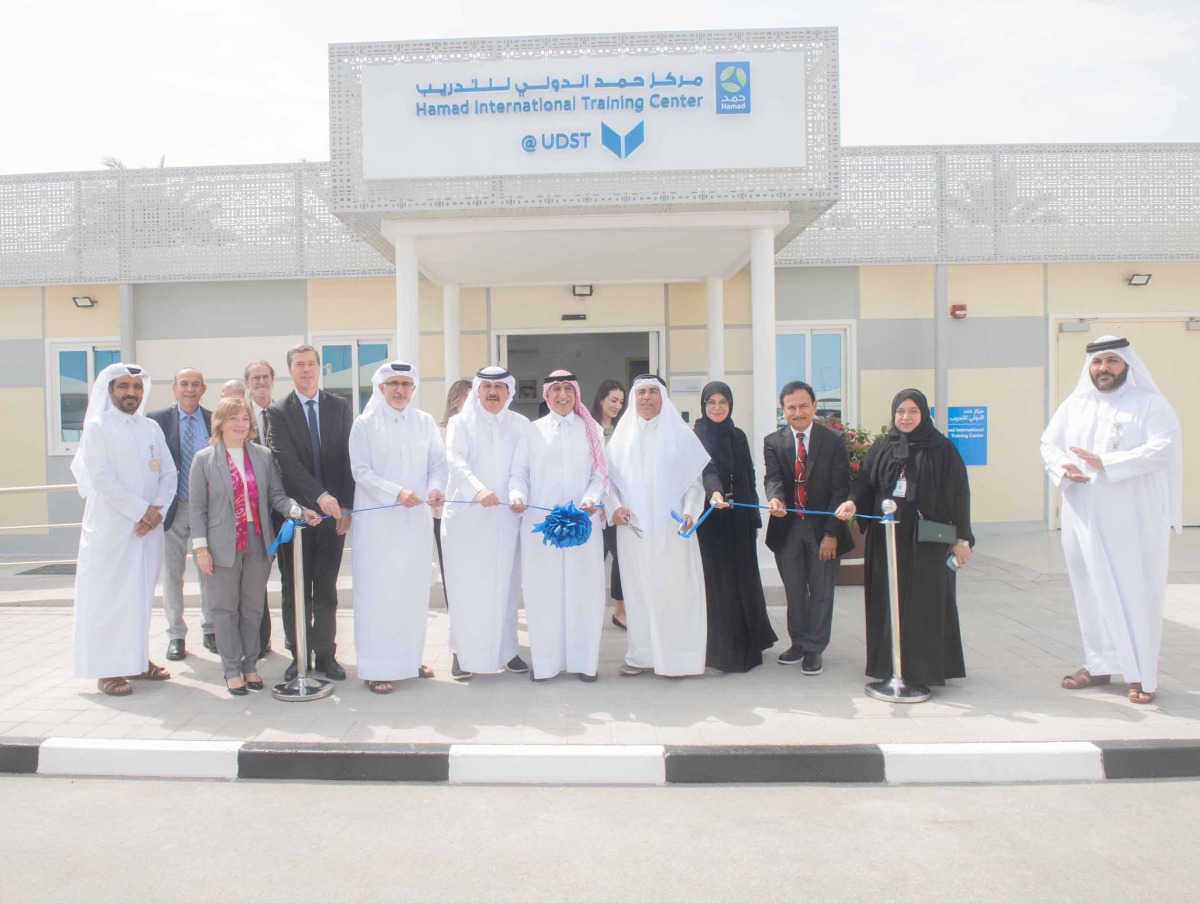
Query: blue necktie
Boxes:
[
  {"xmin": 305, "ymin": 399, "xmax": 324, "ymax": 484},
  {"xmin": 179, "ymin": 414, "xmax": 195, "ymax": 501}
]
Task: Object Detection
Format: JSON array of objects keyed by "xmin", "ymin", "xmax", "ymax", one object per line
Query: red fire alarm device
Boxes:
[{"xmin": 950, "ymin": 304, "xmax": 967, "ymax": 319}]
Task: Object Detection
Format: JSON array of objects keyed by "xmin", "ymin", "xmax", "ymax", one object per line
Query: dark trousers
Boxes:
[
  {"xmin": 434, "ymin": 516, "xmax": 448, "ymax": 608},
  {"xmin": 602, "ymin": 524, "xmax": 623, "ymax": 601},
  {"xmin": 276, "ymin": 516, "xmax": 345, "ymax": 661},
  {"xmin": 774, "ymin": 518, "xmax": 841, "ymax": 653},
  {"xmin": 260, "ymin": 511, "xmax": 282, "ymax": 651}
]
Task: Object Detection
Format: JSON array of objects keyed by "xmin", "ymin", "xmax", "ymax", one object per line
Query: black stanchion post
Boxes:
[
  {"xmin": 272, "ymin": 522, "xmax": 334, "ymax": 702},
  {"xmin": 865, "ymin": 499, "xmax": 931, "ymax": 704}
]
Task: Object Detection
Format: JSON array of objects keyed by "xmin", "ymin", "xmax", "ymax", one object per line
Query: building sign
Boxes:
[
  {"xmin": 947, "ymin": 406, "xmax": 987, "ymax": 466},
  {"xmin": 360, "ymin": 51, "xmax": 806, "ymax": 180}
]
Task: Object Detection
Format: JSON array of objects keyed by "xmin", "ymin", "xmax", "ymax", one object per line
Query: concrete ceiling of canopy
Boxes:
[{"xmin": 380, "ymin": 211, "xmax": 790, "ymax": 287}]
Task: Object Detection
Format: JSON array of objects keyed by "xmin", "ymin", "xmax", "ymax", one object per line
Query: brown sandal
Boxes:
[
  {"xmin": 1061, "ymin": 668, "xmax": 1111, "ymax": 690},
  {"xmin": 128, "ymin": 661, "xmax": 171, "ymax": 681},
  {"xmin": 366, "ymin": 680, "xmax": 395, "ymax": 695},
  {"xmin": 98, "ymin": 677, "xmax": 132, "ymax": 696},
  {"xmin": 1128, "ymin": 683, "xmax": 1157, "ymax": 704}
]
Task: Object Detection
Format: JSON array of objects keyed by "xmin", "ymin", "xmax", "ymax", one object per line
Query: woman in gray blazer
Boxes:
[{"xmin": 190, "ymin": 397, "xmax": 320, "ymax": 695}]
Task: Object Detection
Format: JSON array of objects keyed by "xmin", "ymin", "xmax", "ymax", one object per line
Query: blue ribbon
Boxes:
[
  {"xmin": 268, "ymin": 516, "xmax": 298, "ymax": 554},
  {"xmin": 727, "ymin": 501, "xmax": 885, "ymax": 521},
  {"xmin": 530, "ymin": 501, "xmax": 595, "ymax": 548},
  {"xmin": 669, "ymin": 504, "xmax": 717, "ymax": 538}
]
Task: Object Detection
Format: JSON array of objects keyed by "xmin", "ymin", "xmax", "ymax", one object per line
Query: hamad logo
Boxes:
[
  {"xmin": 601, "ymin": 121, "xmax": 645, "ymax": 159},
  {"xmin": 715, "ymin": 61, "xmax": 751, "ymax": 115}
]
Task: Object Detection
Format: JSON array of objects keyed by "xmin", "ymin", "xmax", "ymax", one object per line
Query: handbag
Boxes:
[{"xmin": 916, "ymin": 510, "xmax": 956, "ymax": 544}]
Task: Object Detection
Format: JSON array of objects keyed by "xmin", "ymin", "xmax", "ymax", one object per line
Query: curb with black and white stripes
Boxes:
[{"xmin": 3, "ymin": 738, "xmax": 1199, "ymax": 784}]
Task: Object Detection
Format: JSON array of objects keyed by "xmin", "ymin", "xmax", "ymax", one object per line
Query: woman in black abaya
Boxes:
[
  {"xmin": 694, "ymin": 381, "xmax": 777, "ymax": 672},
  {"xmin": 834, "ymin": 389, "xmax": 974, "ymax": 686}
]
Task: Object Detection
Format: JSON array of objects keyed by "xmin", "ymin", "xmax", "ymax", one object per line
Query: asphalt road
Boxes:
[{"xmin": 1, "ymin": 777, "xmax": 1195, "ymax": 902}]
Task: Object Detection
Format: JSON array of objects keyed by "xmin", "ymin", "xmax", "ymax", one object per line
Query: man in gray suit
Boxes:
[{"xmin": 147, "ymin": 368, "xmax": 214, "ymax": 661}]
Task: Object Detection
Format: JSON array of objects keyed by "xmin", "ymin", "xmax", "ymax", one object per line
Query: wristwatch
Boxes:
[{"xmin": 289, "ymin": 504, "xmax": 303, "ymax": 519}]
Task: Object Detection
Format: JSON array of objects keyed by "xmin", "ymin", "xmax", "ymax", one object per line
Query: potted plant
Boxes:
[{"xmin": 820, "ymin": 417, "xmax": 889, "ymax": 585}]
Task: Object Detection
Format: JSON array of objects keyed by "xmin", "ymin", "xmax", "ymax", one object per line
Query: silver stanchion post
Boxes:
[
  {"xmin": 272, "ymin": 522, "xmax": 334, "ymax": 702},
  {"xmin": 865, "ymin": 499, "xmax": 931, "ymax": 704}
]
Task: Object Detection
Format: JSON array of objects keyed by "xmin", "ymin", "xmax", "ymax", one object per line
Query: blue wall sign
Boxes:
[{"xmin": 947, "ymin": 406, "xmax": 987, "ymax": 466}]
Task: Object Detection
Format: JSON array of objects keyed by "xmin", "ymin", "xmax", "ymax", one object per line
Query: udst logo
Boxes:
[
  {"xmin": 600, "ymin": 121, "xmax": 644, "ymax": 159},
  {"xmin": 715, "ymin": 62, "xmax": 751, "ymax": 115}
]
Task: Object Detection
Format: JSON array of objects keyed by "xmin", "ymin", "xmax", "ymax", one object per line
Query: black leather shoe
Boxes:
[
  {"xmin": 801, "ymin": 652, "xmax": 824, "ymax": 675},
  {"xmin": 505, "ymin": 655, "xmax": 529, "ymax": 674},
  {"xmin": 203, "ymin": 633, "xmax": 218, "ymax": 653},
  {"xmin": 778, "ymin": 646, "xmax": 804, "ymax": 665},
  {"xmin": 165, "ymin": 639, "xmax": 186, "ymax": 661},
  {"xmin": 578, "ymin": 673, "xmax": 598, "ymax": 683},
  {"xmin": 283, "ymin": 660, "xmax": 299, "ymax": 682},
  {"xmin": 244, "ymin": 676, "xmax": 265, "ymax": 691},
  {"xmin": 227, "ymin": 683, "xmax": 249, "ymax": 697},
  {"xmin": 316, "ymin": 657, "xmax": 347, "ymax": 680}
]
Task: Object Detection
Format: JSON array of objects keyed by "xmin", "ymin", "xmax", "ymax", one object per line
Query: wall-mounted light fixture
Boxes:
[
  {"xmin": 71, "ymin": 296, "xmax": 96, "ymax": 308},
  {"xmin": 571, "ymin": 284, "xmax": 593, "ymax": 297},
  {"xmin": 1127, "ymin": 274, "xmax": 1152, "ymax": 286}
]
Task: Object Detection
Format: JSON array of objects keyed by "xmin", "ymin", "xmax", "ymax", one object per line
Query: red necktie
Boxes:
[{"xmin": 794, "ymin": 431, "xmax": 807, "ymax": 517}]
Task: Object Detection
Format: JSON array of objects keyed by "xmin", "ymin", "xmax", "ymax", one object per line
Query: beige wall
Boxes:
[
  {"xmin": 860, "ymin": 369, "xmax": 934, "ymax": 430},
  {"xmin": 0, "ymin": 388, "xmax": 48, "ymax": 533},
  {"xmin": 491, "ymin": 284, "xmax": 664, "ymax": 331},
  {"xmin": 948, "ymin": 367, "xmax": 1045, "ymax": 523},
  {"xmin": 948, "ymin": 264, "xmax": 1043, "ymax": 317},
  {"xmin": 1048, "ymin": 262, "xmax": 1200, "ymax": 314},
  {"xmin": 859, "ymin": 266, "xmax": 934, "ymax": 319},
  {"xmin": 0, "ymin": 287, "xmax": 42, "ymax": 338},
  {"xmin": 307, "ymin": 277, "xmax": 395, "ymax": 332},
  {"xmin": 44, "ymin": 285, "xmax": 120, "ymax": 338},
  {"xmin": 136, "ymin": 337, "xmax": 302, "ymax": 411}
]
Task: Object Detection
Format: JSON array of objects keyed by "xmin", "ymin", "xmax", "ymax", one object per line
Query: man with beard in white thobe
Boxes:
[
  {"xmin": 349, "ymin": 362, "xmax": 447, "ymax": 693},
  {"xmin": 605, "ymin": 375, "xmax": 710, "ymax": 677},
  {"xmin": 509, "ymin": 370, "xmax": 607, "ymax": 682},
  {"xmin": 72, "ymin": 363, "xmax": 178, "ymax": 696},
  {"xmin": 1041, "ymin": 336, "xmax": 1183, "ymax": 705},
  {"xmin": 442, "ymin": 366, "xmax": 530, "ymax": 681}
]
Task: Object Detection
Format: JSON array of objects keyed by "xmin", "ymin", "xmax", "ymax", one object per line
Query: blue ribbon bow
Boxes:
[{"xmin": 531, "ymin": 502, "xmax": 594, "ymax": 549}]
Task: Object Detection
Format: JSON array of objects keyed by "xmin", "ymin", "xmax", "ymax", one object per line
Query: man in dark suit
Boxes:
[
  {"xmin": 764, "ymin": 380, "xmax": 852, "ymax": 676},
  {"xmin": 268, "ymin": 344, "xmax": 355, "ymax": 681},
  {"xmin": 148, "ymin": 368, "xmax": 214, "ymax": 661}
]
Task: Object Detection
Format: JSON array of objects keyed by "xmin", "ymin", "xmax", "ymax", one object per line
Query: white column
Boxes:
[
  {"xmin": 118, "ymin": 283, "xmax": 135, "ymax": 364},
  {"xmin": 394, "ymin": 236, "xmax": 420, "ymax": 368},
  {"xmin": 750, "ymin": 227, "xmax": 777, "ymax": 454},
  {"xmin": 442, "ymin": 283, "xmax": 461, "ymax": 386},
  {"xmin": 705, "ymin": 276, "xmax": 725, "ymax": 382}
]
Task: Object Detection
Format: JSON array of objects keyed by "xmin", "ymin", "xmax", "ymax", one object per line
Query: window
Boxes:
[
  {"xmin": 313, "ymin": 335, "xmax": 391, "ymax": 414},
  {"xmin": 47, "ymin": 341, "xmax": 121, "ymax": 454},
  {"xmin": 775, "ymin": 323, "xmax": 854, "ymax": 427}
]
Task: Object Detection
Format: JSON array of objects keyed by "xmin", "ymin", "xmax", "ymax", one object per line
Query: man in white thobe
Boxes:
[
  {"xmin": 1041, "ymin": 336, "xmax": 1183, "ymax": 704},
  {"xmin": 442, "ymin": 366, "xmax": 530, "ymax": 680},
  {"xmin": 72, "ymin": 363, "xmax": 178, "ymax": 695},
  {"xmin": 509, "ymin": 370, "xmax": 607, "ymax": 681},
  {"xmin": 349, "ymin": 362, "xmax": 447, "ymax": 693},
  {"xmin": 606, "ymin": 375, "xmax": 710, "ymax": 677}
]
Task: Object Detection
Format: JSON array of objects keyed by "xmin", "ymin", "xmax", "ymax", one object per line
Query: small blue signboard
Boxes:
[{"xmin": 947, "ymin": 406, "xmax": 987, "ymax": 466}]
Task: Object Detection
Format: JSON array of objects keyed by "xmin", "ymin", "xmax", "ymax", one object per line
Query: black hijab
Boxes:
[
  {"xmin": 693, "ymin": 381, "xmax": 736, "ymax": 474},
  {"xmin": 868, "ymin": 388, "xmax": 946, "ymax": 507}
]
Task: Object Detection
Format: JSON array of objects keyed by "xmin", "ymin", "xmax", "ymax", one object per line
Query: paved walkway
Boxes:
[{"xmin": 1, "ymin": 528, "xmax": 1198, "ymax": 747}]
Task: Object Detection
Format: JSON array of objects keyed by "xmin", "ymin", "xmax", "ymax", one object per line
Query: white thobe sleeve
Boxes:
[
  {"xmin": 679, "ymin": 475, "xmax": 704, "ymax": 521},
  {"xmin": 509, "ymin": 425, "xmax": 531, "ymax": 504},
  {"xmin": 81, "ymin": 425, "xmax": 163, "ymax": 523},
  {"xmin": 349, "ymin": 418, "xmax": 403, "ymax": 501},
  {"xmin": 602, "ymin": 448, "xmax": 624, "ymax": 512},
  {"xmin": 426, "ymin": 419, "xmax": 449, "ymax": 494},
  {"xmin": 446, "ymin": 418, "xmax": 487, "ymax": 495},
  {"xmin": 1100, "ymin": 398, "xmax": 1181, "ymax": 483},
  {"xmin": 582, "ymin": 432, "xmax": 606, "ymax": 503},
  {"xmin": 1039, "ymin": 402, "xmax": 1075, "ymax": 488},
  {"xmin": 152, "ymin": 424, "xmax": 178, "ymax": 510}
]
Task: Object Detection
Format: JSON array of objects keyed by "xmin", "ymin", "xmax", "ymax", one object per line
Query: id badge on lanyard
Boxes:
[
  {"xmin": 892, "ymin": 467, "xmax": 907, "ymax": 499},
  {"xmin": 149, "ymin": 443, "xmax": 160, "ymax": 471}
]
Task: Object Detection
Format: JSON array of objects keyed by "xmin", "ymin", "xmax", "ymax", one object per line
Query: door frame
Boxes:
[
  {"xmin": 1046, "ymin": 311, "xmax": 1199, "ymax": 529},
  {"xmin": 493, "ymin": 326, "xmax": 662, "ymax": 378}
]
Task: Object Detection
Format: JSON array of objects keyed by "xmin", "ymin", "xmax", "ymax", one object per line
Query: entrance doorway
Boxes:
[{"xmin": 496, "ymin": 330, "xmax": 660, "ymax": 421}]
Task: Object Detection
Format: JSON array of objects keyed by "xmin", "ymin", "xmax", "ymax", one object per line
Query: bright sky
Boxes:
[{"xmin": 2, "ymin": 0, "xmax": 1197, "ymax": 175}]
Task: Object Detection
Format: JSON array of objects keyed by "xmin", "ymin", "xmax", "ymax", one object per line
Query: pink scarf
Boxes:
[{"xmin": 226, "ymin": 447, "xmax": 262, "ymax": 552}]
